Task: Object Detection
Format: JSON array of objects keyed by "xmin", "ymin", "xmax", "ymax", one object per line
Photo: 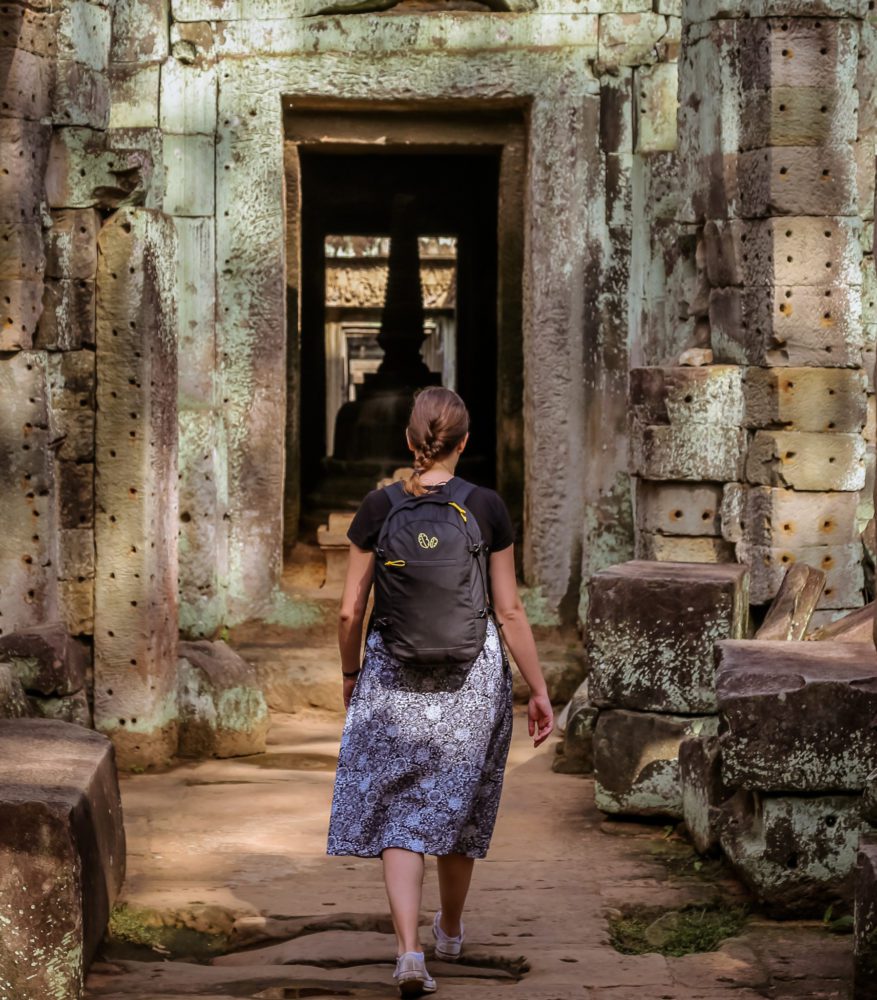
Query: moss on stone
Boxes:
[
  {"xmin": 608, "ymin": 902, "xmax": 749, "ymax": 957},
  {"xmin": 105, "ymin": 902, "xmax": 234, "ymax": 961}
]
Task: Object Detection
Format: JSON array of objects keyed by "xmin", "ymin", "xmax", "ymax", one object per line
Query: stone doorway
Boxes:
[{"xmin": 282, "ymin": 107, "xmax": 526, "ymax": 558}]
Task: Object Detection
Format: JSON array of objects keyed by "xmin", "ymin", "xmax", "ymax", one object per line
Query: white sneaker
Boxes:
[
  {"xmin": 432, "ymin": 910, "xmax": 464, "ymax": 961},
  {"xmin": 393, "ymin": 950, "xmax": 437, "ymax": 997}
]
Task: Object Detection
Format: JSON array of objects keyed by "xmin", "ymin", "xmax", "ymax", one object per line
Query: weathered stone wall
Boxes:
[{"xmin": 631, "ymin": 0, "xmax": 874, "ymax": 616}]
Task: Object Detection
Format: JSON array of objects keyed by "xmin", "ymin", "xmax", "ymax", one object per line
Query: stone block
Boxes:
[
  {"xmin": 0, "ymin": 664, "xmax": 31, "ymax": 719},
  {"xmin": 710, "ymin": 285, "xmax": 863, "ymax": 369},
  {"xmin": 35, "ymin": 278, "xmax": 96, "ymax": 351},
  {"xmin": 0, "ymin": 223, "xmax": 45, "ymax": 282},
  {"xmin": 46, "ymin": 127, "xmax": 114, "ymax": 209},
  {"xmin": 738, "ymin": 84, "xmax": 857, "ymax": 152},
  {"xmin": 746, "ymin": 430, "xmax": 865, "ymax": 492},
  {"xmin": 177, "ymin": 640, "xmax": 269, "ymax": 758},
  {"xmin": 0, "ymin": 47, "xmax": 52, "ymax": 121},
  {"xmin": 717, "ymin": 639, "xmax": 877, "ymax": 793},
  {"xmin": 110, "ymin": 0, "xmax": 169, "ymax": 64},
  {"xmin": 28, "ymin": 688, "xmax": 92, "ymax": 728},
  {"xmin": 0, "ymin": 8, "xmax": 60, "ymax": 59},
  {"xmin": 595, "ymin": 710, "xmax": 719, "ymax": 818},
  {"xmin": 175, "ymin": 217, "xmax": 216, "ymax": 408},
  {"xmin": 855, "ymin": 838, "xmax": 877, "ymax": 1000},
  {"xmin": 756, "ymin": 563, "xmax": 824, "ymax": 641},
  {"xmin": 721, "ymin": 483, "xmax": 859, "ymax": 547},
  {"xmin": 552, "ymin": 679, "xmax": 597, "ymax": 775},
  {"xmin": 45, "ymin": 209, "xmax": 100, "ymax": 281},
  {"xmin": 683, "ymin": 0, "xmax": 869, "ymax": 23},
  {"xmin": 635, "ymin": 533, "xmax": 735, "ymax": 563},
  {"xmin": 808, "ymin": 603, "xmax": 874, "ymax": 643},
  {"xmin": 635, "ymin": 481, "xmax": 723, "ymax": 537},
  {"xmin": 0, "ymin": 719, "xmax": 125, "ymax": 997},
  {"xmin": 94, "ymin": 208, "xmax": 179, "ymax": 769},
  {"xmin": 588, "ymin": 561, "xmax": 748, "ymax": 714},
  {"xmin": 598, "ymin": 12, "xmax": 668, "ymax": 69},
  {"xmin": 59, "ymin": 459, "xmax": 93, "ymax": 529},
  {"xmin": 680, "ymin": 730, "xmax": 730, "ymax": 855},
  {"xmin": 51, "ymin": 60, "xmax": 110, "ymax": 130},
  {"xmin": 108, "ymin": 64, "xmax": 160, "ymax": 129},
  {"xmin": 737, "ymin": 147, "xmax": 857, "ymax": 219},
  {"xmin": 720, "ymin": 789, "xmax": 863, "ymax": 917},
  {"xmin": 105, "ymin": 127, "xmax": 164, "ymax": 212},
  {"xmin": 160, "ymin": 58, "xmax": 217, "ymax": 135},
  {"xmin": 0, "ymin": 352, "xmax": 59, "ymax": 631},
  {"xmin": 47, "ymin": 349, "xmax": 95, "ymax": 411},
  {"xmin": 631, "ymin": 424, "xmax": 747, "ymax": 481},
  {"xmin": 704, "ymin": 217, "xmax": 862, "ymax": 290},
  {"xmin": 865, "ymin": 772, "xmax": 877, "ymax": 827},
  {"xmin": 57, "ymin": 1, "xmax": 112, "ymax": 72},
  {"xmin": 49, "ymin": 406, "xmax": 94, "ymax": 463},
  {"xmin": 0, "ymin": 119, "xmax": 50, "ymax": 225},
  {"xmin": 0, "ymin": 278, "xmax": 43, "ymax": 350},
  {"xmin": 635, "ymin": 62, "xmax": 677, "ymax": 154},
  {"xmin": 737, "ymin": 541, "xmax": 863, "ymax": 608},
  {"xmin": 0, "ymin": 623, "xmax": 87, "ymax": 698},
  {"xmin": 599, "ymin": 71, "xmax": 633, "ymax": 156},
  {"xmin": 743, "ymin": 367, "xmax": 867, "ymax": 434},
  {"xmin": 630, "ymin": 365, "xmax": 745, "ymax": 426},
  {"xmin": 163, "ymin": 133, "xmax": 215, "ymax": 217}
]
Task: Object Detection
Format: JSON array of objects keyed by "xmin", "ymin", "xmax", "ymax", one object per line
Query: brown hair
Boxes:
[{"xmin": 402, "ymin": 387, "xmax": 470, "ymax": 496}]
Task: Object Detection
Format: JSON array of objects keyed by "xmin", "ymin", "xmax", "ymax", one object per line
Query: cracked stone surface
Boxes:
[{"xmin": 85, "ymin": 708, "xmax": 854, "ymax": 999}]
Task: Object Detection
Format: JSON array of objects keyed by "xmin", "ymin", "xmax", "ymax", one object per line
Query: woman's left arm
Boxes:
[{"xmin": 338, "ymin": 543, "xmax": 376, "ymax": 707}]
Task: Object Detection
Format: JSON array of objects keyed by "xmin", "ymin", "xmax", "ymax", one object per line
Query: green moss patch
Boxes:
[
  {"xmin": 609, "ymin": 902, "xmax": 749, "ymax": 957},
  {"xmin": 104, "ymin": 902, "xmax": 235, "ymax": 962}
]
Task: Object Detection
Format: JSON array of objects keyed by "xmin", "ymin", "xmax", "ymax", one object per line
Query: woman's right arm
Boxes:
[
  {"xmin": 338, "ymin": 543, "xmax": 376, "ymax": 707},
  {"xmin": 489, "ymin": 546, "xmax": 554, "ymax": 746}
]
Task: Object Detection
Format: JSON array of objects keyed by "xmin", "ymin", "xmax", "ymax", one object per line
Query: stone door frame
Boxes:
[{"xmin": 216, "ymin": 48, "xmax": 600, "ymax": 624}]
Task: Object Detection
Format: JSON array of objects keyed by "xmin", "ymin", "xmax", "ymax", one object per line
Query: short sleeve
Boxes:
[
  {"xmin": 346, "ymin": 488, "xmax": 392, "ymax": 551},
  {"xmin": 486, "ymin": 490, "xmax": 514, "ymax": 552}
]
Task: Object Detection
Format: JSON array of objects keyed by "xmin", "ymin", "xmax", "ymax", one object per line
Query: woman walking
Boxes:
[{"xmin": 327, "ymin": 386, "xmax": 554, "ymax": 997}]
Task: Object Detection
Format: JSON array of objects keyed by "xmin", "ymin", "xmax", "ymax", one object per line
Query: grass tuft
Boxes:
[{"xmin": 608, "ymin": 902, "xmax": 749, "ymax": 957}]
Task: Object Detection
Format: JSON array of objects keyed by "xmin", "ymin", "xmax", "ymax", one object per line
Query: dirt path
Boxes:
[{"xmin": 86, "ymin": 708, "xmax": 853, "ymax": 1000}]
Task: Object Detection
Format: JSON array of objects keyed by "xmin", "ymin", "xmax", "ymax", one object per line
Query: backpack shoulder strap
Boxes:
[
  {"xmin": 447, "ymin": 477, "xmax": 477, "ymax": 505},
  {"xmin": 385, "ymin": 479, "xmax": 410, "ymax": 511}
]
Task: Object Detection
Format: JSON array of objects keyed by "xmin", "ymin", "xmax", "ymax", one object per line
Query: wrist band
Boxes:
[{"xmin": 342, "ymin": 668, "xmax": 361, "ymax": 678}]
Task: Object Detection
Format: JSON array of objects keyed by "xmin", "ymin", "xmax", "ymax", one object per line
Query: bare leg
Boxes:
[
  {"xmin": 436, "ymin": 854, "xmax": 475, "ymax": 936},
  {"xmin": 382, "ymin": 847, "xmax": 425, "ymax": 955}
]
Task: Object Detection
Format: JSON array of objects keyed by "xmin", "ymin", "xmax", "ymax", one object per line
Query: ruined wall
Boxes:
[{"xmin": 632, "ymin": 0, "xmax": 875, "ymax": 617}]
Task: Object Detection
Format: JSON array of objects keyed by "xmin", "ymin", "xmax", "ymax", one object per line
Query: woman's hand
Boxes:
[
  {"xmin": 343, "ymin": 675, "xmax": 359, "ymax": 710},
  {"xmin": 528, "ymin": 691, "xmax": 554, "ymax": 747}
]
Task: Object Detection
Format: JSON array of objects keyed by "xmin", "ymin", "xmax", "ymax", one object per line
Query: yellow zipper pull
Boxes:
[
  {"xmin": 448, "ymin": 502, "xmax": 468, "ymax": 522},
  {"xmin": 384, "ymin": 559, "xmax": 406, "ymax": 567}
]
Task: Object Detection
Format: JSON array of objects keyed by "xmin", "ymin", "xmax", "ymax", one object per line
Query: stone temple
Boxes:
[{"xmin": 4, "ymin": 0, "xmax": 877, "ymax": 996}]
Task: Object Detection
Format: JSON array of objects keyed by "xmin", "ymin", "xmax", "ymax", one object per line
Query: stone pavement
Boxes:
[{"xmin": 86, "ymin": 708, "xmax": 854, "ymax": 1000}]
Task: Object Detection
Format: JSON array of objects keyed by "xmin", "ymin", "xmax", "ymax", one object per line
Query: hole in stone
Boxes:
[{"xmin": 786, "ymin": 853, "xmax": 799, "ymax": 870}]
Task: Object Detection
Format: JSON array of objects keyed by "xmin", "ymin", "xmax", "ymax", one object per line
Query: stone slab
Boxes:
[
  {"xmin": 177, "ymin": 640, "xmax": 269, "ymax": 758},
  {"xmin": 0, "ymin": 663, "xmax": 31, "ymax": 719},
  {"xmin": 595, "ymin": 710, "xmax": 719, "ymax": 819},
  {"xmin": 680, "ymin": 730, "xmax": 730, "ymax": 856},
  {"xmin": 634, "ymin": 481, "xmax": 723, "ymax": 537},
  {"xmin": 746, "ymin": 430, "xmax": 866, "ymax": 492},
  {"xmin": 551, "ymin": 678, "xmax": 597, "ymax": 775},
  {"xmin": 755, "ymin": 563, "xmax": 824, "ymax": 641},
  {"xmin": 743, "ymin": 367, "xmax": 868, "ymax": 434},
  {"xmin": 808, "ymin": 603, "xmax": 874, "ymax": 643},
  {"xmin": 0, "ymin": 719, "xmax": 125, "ymax": 998},
  {"xmin": 0, "ymin": 623, "xmax": 87, "ymax": 697},
  {"xmin": 589, "ymin": 561, "xmax": 748, "ymax": 714},
  {"xmin": 716, "ymin": 640, "xmax": 877, "ymax": 793},
  {"xmin": 719, "ymin": 789, "xmax": 863, "ymax": 917},
  {"xmin": 855, "ymin": 837, "xmax": 877, "ymax": 1000}
]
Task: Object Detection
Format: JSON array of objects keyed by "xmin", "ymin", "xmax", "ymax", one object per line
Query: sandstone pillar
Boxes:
[{"xmin": 94, "ymin": 208, "xmax": 179, "ymax": 768}]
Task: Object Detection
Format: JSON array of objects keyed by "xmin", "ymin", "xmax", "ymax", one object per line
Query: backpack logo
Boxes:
[{"xmin": 417, "ymin": 532, "xmax": 439, "ymax": 550}]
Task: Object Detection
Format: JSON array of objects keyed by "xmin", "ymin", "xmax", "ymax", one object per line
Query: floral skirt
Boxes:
[{"xmin": 326, "ymin": 617, "xmax": 514, "ymax": 859}]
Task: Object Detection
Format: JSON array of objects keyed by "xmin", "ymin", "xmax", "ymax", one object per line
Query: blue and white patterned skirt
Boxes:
[{"xmin": 326, "ymin": 617, "xmax": 514, "ymax": 859}]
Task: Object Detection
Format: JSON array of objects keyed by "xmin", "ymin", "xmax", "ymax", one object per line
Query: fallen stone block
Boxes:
[
  {"xmin": 635, "ymin": 481, "xmax": 723, "ymax": 537},
  {"xmin": 589, "ymin": 561, "xmax": 748, "ymax": 714},
  {"xmin": 854, "ymin": 837, "xmax": 877, "ymax": 1000},
  {"xmin": 177, "ymin": 640, "xmax": 269, "ymax": 758},
  {"xmin": 746, "ymin": 430, "xmax": 866, "ymax": 492},
  {"xmin": 680, "ymin": 729, "xmax": 731, "ymax": 856},
  {"xmin": 755, "ymin": 563, "xmax": 825, "ymax": 641},
  {"xmin": 743, "ymin": 367, "xmax": 868, "ymax": 434},
  {"xmin": 718, "ymin": 789, "xmax": 863, "ymax": 917},
  {"xmin": 0, "ymin": 664, "xmax": 31, "ymax": 719},
  {"xmin": 594, "ymin": 710, "xmax": 718, "ymax": 818},
  {"xmin": 716, "ymin": 640, "xmax": 877, "ymax": 793},
  {"xmin": 808, "ymin": 603, "xmax": 874, "ymax": 642},
  {"xmin": 0, "ymin": 719, "xmax": 125, "ymax": 999},
  {"xmin": 551, "ymin": 679, "xmax": 598, "ymax": 775},
  {"xmin": 0, "ymin": 622, "xmax": 87, "ymax": 698}
]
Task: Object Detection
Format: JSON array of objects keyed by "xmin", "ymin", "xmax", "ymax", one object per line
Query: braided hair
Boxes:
[{"xmin": 403, "ymin": 387, "xmax": 470, "ymax": 496}]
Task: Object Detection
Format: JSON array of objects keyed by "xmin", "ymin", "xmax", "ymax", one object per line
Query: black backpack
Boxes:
[{"xmin": 371, "ymin": 477, "xmax": 491, "ymax": 667}]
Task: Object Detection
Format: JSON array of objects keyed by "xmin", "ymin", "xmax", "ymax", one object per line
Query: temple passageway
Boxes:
[{"xmin": 85, "ymin": 699, "xmax": 852, "ymax": 1000}]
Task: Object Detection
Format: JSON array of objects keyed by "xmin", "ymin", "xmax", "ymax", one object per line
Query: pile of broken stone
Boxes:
[{"xmin": 555, "ymin": 557, "xmax": 877, "ymax": 997}]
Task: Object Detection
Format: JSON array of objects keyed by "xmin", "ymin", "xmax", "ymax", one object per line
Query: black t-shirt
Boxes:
[{"xmin": 347, "ymin": 478, "xmax": 515, "ymax": 555}]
